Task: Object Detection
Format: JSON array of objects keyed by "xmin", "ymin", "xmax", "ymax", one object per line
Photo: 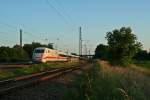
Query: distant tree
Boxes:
[
  {"xmin": 13, "ymin": 44, "xmax": 22, "ymax": 48},
  {"xmin": 0, "ymin": 46, "xmax": 29, "ymax": 63},
  {"xmin": 105, "ymin": 27, "xmax": 142, "ymax": 66},
  {"xmin": 13, "ymin": 45, "xmax": 29, "ymax": 62},
  {"xmin": 94, "ymin": 44, "xmax": 109, "ymax": 60},
  {"xmin": 134, "ymin": 50, "xmax": 149, "ymax": 60},
  {"xmin": 0, "ymin": 47, "xmax": 10, "ymax": 62},
  {"xmin": 48, "ymin": 43, "xmax": 54, "ymax": 49},
  {"xmin": 71, "ymin": 53, "xmax": 78, "ymax": 56},
  {"xmin": 149, "ymin": 51, "xmax": 150, "ymax": 60}
]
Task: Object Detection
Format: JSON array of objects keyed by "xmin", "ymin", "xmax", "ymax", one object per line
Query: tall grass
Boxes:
[
  {"xmin": 62, "ymin": 61, "xmax": 150, "ymax": 100},
  {"xmin": 63, "ymin": 63, "xmax": 124, "ymax": 100}
]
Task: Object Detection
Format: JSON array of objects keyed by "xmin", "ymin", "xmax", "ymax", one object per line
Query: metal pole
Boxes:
[
  {"xmin": 20, "ymin": 29, "xmax": 22, "ymax": 47},
  {"xmin": 79, "ymin": 27, "xmax": 82, "ymax": 56}
]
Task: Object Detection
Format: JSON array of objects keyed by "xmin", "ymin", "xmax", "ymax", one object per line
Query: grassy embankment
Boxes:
[
  {"xmin": 134, "ymin": 60, "xmax": 150, "ymax": 69},
  {"xmin": 63, "ymin": 60, "xmax": 150, "ymax": 100},
  {"xmin": 0, "ymin": 61, "xmax": 81, "ymax": 80}
]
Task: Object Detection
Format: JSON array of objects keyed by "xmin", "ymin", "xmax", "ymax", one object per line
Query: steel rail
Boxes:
[{"xmin": 0, "ymin": 65, "xmax": 82, "ymax": 95}]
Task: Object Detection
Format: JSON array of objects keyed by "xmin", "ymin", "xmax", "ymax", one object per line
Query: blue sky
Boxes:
[{"xmin": 0, "ymin": 0, "xmax": 149, "ymax": 54}]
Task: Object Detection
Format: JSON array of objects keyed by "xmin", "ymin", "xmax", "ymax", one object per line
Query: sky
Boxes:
[{"xmin": 0, "ymin": 0, "xmax": 149, "ymax": 54}]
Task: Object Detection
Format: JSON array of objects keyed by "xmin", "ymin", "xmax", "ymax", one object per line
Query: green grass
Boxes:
[
  {"xmin": 134, "ymin": 60, "xmax": 150, "ymax": 69},
  {"xmin": 0, "ymin": 61, "xmax": 81, "ymax": 80},
  {"xmin": 62, "ymin": 61, "xmax": 150, "ymax": 100}
]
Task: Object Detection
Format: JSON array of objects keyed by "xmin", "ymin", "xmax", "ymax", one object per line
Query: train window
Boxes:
[
  {"xmin": 34, "ymin": 49, "xmax": 44, "ymax": 53},
  {"xmin": 59, "ymin": 54, "xmax": 67, "ymax": 57}
]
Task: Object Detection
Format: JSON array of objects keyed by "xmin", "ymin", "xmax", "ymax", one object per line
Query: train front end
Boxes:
[{"xmin": 32, "ymin": 48, "xmax": 46, "ymax": 63}]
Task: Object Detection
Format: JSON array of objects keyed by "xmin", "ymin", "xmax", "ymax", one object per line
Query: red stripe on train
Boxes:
[{"xmin": 35, "ymin": 56, "xmax": 67, "ymax": 59}]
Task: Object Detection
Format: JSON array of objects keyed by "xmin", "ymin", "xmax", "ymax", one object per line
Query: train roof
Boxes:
[
  {"xmin": 34, "ymin": 47, "xmax": 79, "ymax": 58},
  {"xmin": 34, "ymin": 47, "xmax": 47, "ymax": 49},
  {"xmin": 34, "ymin": 47, "xmax": 55, "ymax": 51},
  {"xmin": 58, "ymin": 51, "xmax": 68, "ymax": 55}
]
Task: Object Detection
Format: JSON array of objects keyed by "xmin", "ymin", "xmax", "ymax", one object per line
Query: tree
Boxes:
[
  {"xmin": 13, "ymin": 45, "xmax": 29, "ymax": 62},
  {"xmin": 0, "ymin": 47, "xmax": 10, "ymax": 62},
  {"xmin": 134, "ymin": 50, "xmax": 149, "ymax": 60},
  {"xmin": 71, "ymin": 53, "xmax": 78, "ymax": 56},
  {"xmin": 94, "ymin": 44, "xmax": 109, "ymax": 60},
  {"xmin": 105, "ymin": 27, "xmax": 142, "ymax": 66},
  {"xmin": 48, "ymin": 43, "xmax": 54, "ymax": 49},
  {"xmin": 147, "ymin": 50, "xmax": 150, "ymax": 60},
  {"xmin": 0, "ymin": 46, "xmax": 29, "ymax": 63}
]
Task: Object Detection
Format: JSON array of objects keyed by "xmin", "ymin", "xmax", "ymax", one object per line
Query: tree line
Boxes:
[
  {"xmin": 94, "ymin": 27, "xmax": 149, "ymax": 66},
  {"xmin": 0, "ymin": 42, "xmax": 53, "ymax": 63},
  {"xmin": 94, "ymin": 44, "xmax": 150, "ymax": 60}
]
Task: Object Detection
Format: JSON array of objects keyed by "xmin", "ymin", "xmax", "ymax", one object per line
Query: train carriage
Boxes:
[{"xmin": 32, "ymin": 47, "xmax": 79, "ymax": 63}]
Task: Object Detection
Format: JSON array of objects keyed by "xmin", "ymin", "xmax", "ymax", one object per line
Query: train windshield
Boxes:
[{"xmin": 34, "ymin": 49, "xmax": 44, "ymax": 53}]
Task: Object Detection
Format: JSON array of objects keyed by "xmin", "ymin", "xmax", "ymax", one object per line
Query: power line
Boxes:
[
  {"xmin": 45, "ymin": 0, "xmax": 79, "ymax": 53},
  {"xmin": 45, "ymin": 0, "xmax": 72, "ymax": 27},
  {"xmin": 18, "ymin": 24, "xmax": 47, "ymax": 42},
  {"xmin": 0, "ymin": 32, "xmax": 17, "ymax": 44},
  {"xmin": 0, "ymin": 21, "xmax": 18, "ymax": 31},
  {"xmin": 0, "ymin": 15, "xmax": 46, "ymax": 42},
  {"xmin": 0, "ymin": 21, "xmax": 46, "ymax": 43},
  {"xmin": 23, "ymin": 31, "xmax": 46, "ymax": 42},
  {"xmin": 52, "ymin": 0, "xmax": 74, "ymax": 25}
]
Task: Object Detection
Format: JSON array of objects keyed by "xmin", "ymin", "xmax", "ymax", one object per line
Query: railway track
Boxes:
[
  {"xmin": 0, "ymin": 65, "xmax": 82, "ymax": 95},
  {"xmin": 0, "ymin": 63, "xmax": 31, "ymax": 71}
]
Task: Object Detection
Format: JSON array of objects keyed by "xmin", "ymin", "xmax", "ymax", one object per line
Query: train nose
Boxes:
[
  {"xmin": 33, "ymin": 53, "xmax": 43, "ymax": 62},
  {"xmin": 36, "ymin": 54, "xmax": 42, "ymax": 57},
  {"xmin": 33, "ymin": 53, "xmax": 43, "ymax": 59}
]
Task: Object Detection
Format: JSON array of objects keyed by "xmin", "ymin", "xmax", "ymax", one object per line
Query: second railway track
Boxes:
[{"xmin": 0, "ymin": 65, "xmax": 82, "ymax": 95}]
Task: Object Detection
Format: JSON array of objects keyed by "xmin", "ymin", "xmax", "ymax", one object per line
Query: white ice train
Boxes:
[{"xmin": 32, "ymin": 47, "xmax": 79, "ymax": 63}]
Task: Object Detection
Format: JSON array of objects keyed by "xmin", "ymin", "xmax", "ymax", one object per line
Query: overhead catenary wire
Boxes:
[
  {"xmin": 23, "ymin": 30, "xmax": 46, "ymax": 42},
  {"xmin": 0, "ymin": 32, "xmax": 17, "ymax": 45},
  {"xmin": 18, "ymin": 23, "xmax": 47, "ymax": 42},
  {"xmin": 0, "ymin": 1, "xmax": 78, "ymax": 51},
  {"xmin": 0, "ymin": 15, "xmax": 46, "ymax": 43},
  {"xmin": 51, "ymin": 0, "xmax": 74, "ymax": 26},
  {"xmin": 45, "ymin": 0, "xmax": 73, "ymax": 27},
  {"xmin": 0, "ymin": 21, "xmax": 18, "ymax": 31},
  {"xmin": 0, "ymin": 21, "xmax": 46, "ymax": 44},
  {"xmin": 45, "ymin": 0, "xmax": 79, "ymax": 53}
]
